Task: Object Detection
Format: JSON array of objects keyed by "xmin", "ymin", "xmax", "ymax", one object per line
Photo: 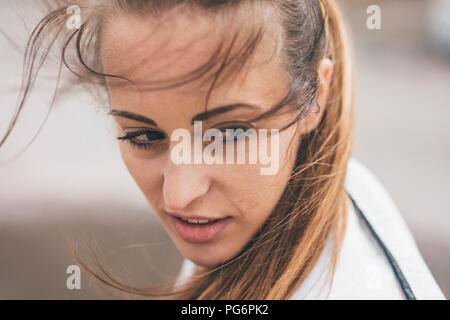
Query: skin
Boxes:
[{"xmin": 101, "ymin": 9, "xmax": 333, "ymax": 267}]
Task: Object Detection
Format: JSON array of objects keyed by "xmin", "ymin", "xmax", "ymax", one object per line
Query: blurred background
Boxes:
[{"xmin": 0, "ymin": 0, "xmax": 449, "ymax": 299}]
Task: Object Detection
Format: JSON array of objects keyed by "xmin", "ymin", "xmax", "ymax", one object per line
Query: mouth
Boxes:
[{"xmin": 168, "ymin": 213, "xmax": 232, "ymax": 244}]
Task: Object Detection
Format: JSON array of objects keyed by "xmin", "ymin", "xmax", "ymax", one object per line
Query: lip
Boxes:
[
  {"xmin": 167, "ymin": 211, "xmax": 228, "ymax": 220},
  {"xmin": 168, "ymin": 214, "xmax": 232, "ymax": 244}
]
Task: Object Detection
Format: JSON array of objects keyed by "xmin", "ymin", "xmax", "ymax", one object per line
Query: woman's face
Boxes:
[{"xmin": 101, "ymin": 11, "xmax": 315, "ymax": 267}]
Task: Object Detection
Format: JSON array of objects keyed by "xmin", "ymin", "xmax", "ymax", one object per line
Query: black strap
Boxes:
[{"xmin": 347, "ymin": 192, "xmax": 417, "ymax": 300}]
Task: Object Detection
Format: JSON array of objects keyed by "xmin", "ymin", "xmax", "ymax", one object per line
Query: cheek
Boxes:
[
  {"xmin": 228, "ymin": 134, "xmax": 298, "ymax": 221},
  {"xmin": 217, "ymin": 154, "xmax": 295, "ymax": 227},
  {"xmin": 119, "ymin": 144, "xmax": 163, "ymax": 205},
  {"xmin": 232, "ymin": 177, "xmax": 285, "ymax": 234}
]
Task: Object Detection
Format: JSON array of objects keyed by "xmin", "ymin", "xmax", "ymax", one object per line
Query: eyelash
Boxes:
[
  {"xmin": 117, "ymin": 124, "xmax": 252, "ymax": 150},
  {"xmin": 117, "ymin": 130, "xmax": 165, "ymax": 150},
  {"xmin": 218, "ymin": 124, "xmax": 252, "ymax": 142}
]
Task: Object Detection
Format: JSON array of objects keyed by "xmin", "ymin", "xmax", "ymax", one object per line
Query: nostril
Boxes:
[{"xmin": 162, "ymin": 168, "xmax": 212, "ymax": 212}]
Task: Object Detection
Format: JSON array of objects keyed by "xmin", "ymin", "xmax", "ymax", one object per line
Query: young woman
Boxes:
[{"xmin": 1, "ymin": 0, "xmax": 445, "ymax": 299}]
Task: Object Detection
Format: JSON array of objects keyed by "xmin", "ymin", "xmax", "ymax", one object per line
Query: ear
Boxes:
[{"xmin": 299, "ymin": 58, "xmax": 334, "ymax": 134}]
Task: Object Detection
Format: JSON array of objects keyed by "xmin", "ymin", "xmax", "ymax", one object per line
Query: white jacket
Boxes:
[{"xmin": 175, "ymin": 158, "xmax": 446, "ymax": 299}]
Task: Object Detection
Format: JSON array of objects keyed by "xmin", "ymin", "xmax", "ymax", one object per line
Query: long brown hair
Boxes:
[{"xmin": 2, "ymin": 0, "xmax": 354, "ymax": 299}]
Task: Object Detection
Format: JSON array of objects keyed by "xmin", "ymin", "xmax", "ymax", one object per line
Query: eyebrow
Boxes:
[
  {"xmin": 110, "ymin": 103, "xmax": 259, "ymax": 127},
  {"xmin": 191, "ymin": 103, "xmax": 259, "ymax": 125},
  {"xmin": 110, "ymin": 109, "xmax": 157, "ymax": 126}
]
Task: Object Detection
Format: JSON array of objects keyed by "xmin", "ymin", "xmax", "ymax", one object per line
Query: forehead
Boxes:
[
  {"xmin": 100, "ymin": 8, "xmax": 289, "ymax": 117},
  {"xmin": 101, "ymin": 9, "xmax": 222, "ymax": 81}
]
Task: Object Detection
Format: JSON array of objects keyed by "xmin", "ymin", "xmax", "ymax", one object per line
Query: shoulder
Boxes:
[
  {"xmin": 340, "ymin": 158, "xmax": 444, "ymax": 299},
  {"xmin": 292, "ymin": 158, "xmax": 445, "ymax": 299},
  {"xmin": 175, "ymin": 257, "xmax": 196, "ymax": 288}
]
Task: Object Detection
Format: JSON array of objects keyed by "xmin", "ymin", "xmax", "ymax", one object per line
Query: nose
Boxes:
[{"xmin": 163, "ymin": 161, "xmax": 211, "ymax": 212}]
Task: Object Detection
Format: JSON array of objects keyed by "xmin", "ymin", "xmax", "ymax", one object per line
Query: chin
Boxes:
[{"xmin": 177, "ymin": 240, "xmax": 240, "ymax": 268}]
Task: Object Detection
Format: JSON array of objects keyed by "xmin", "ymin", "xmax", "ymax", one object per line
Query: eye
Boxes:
[
  {"xmin": 215, "ymin": 123, "xmax": 254, "ymax": 143},
  {"xmin": 117, "ymin": 128, "xmax": 166, "ymax": 150}
]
